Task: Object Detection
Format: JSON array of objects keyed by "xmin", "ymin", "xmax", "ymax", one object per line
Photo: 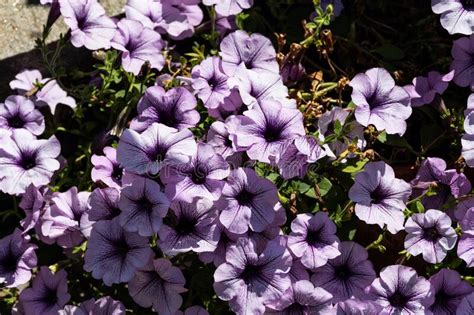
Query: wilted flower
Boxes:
[
  {"xmin": 404, "ymin": 71, "xmax": 454, "ymax": 107},
  {"xmin": 128, "ymin": 258, "xmax": 187, "ymax": 315},
  {"xmin": 287, "ymin": 212, "xmax": 340, "ymax": 270},
  {"xmin": 91, "ymin": 146, "xmax": 123, "ymax": 190},
  {"xmin": 89, "ymin": 187, "xmax": 121, "ymax": 222},
  {"xmin": 349, "ymin": 67, "xmax": 412, "ymax": 136},
  {"xmin": 450, "ymin": 35, "xmax": 474, "ymax": 89},
  {"xmin": 431, "ymin": 0, "xmax": 474, "ymax": 35},
  {"xmin": 84, "ymin": 217, "xmax": 153, "ymax": 286},
  {"xmin": 429, "ymin": 269, "xmax": 473, "ymax": 314},
  {"xmin": 348, "ymin": 161, "xmax": 412, "ymax": 234},
  {"xmin": 203, "ymin": 0, "xmax": 253, "ymax": 16},
  {"xmin": 207, "ymin": 120, "xmax": 243, "ymax": 166},
  {"xmin": 130, "ymin": 86, "xmax": 200, "ymax": 132},
  {"xmin": 19, "ymin": 267, "xmax": 70, "ymax": 315},
  {"xmin": 60, "ymin": 296, "xmax": 125, "ymax": 315},
  {"xmin": 19, "ymin": 185, "xmax": 47, "ymax": 233},
  {"xmin": 0, "ymin": 95, "xmax": 45, "ymax": 135}
]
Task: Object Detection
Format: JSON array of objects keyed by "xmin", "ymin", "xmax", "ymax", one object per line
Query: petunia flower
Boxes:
[
  {"xmin": 59, "ymin": 0, "xmax": 116, "ymax": 50},
  {"xmin": 176, "ymin": 306, "xmax": 209, "ymax": 315},
  {"xmin": 60, "ymin": 296, "xmax": 125, "ymax": 315},
  {"xmin": 19, "ymin": 185, "xmax": 48, "ymax": 233},
  {"xmin": 128, "ymin": 258, "xmax": 187, "ymax": 315},
  {"xmin": 198, "ymin": 227, "xmax": 239, "ymax": 267},
  {"xmin": 89, "ymin": 187, "xmax": 121, "ymax": 222},
  {"xmin": 364, "ymin": 265, "xmax": 434, "ymax": 314},
  {"xmin": 403, "ymin": 71, "xmax": 454, "ymax": 107},
  {"xmin": 207, "ymin": 120, "xmax": 243, "ymax": 167},
  {"xmin": 348, "ymin": 161, "xmax": 412, "ymax": 234},
  {"xmin": 91, "ymin": 146, "xmax": 123, "ymax": 190},
  {"xmin": 462, "ymin": 96, "xmax": 474, "ymax": 166},
  {"xmin": 410, "ymin": 157, "xmax": 471, "ymax": 209},
  {"xmin": 0, "ymin": 95, "xmax": 45, "ymax": 135},
  {"xmin": 111, "ymin": 18, "xmax": 165, "ymax": 75},
  {"xmin": 450, "ymin": 35, "xmax": 474, "ymax": 89},
  {"xmin": 118, "ymin": 177, "xmax": 170, "ymax": 237},
  {"xmin": 130, "ymin": 86, "xmax": 200, "ymax": 132},
  {"xmin": 228, "ymin": 99, "xmax": 305, "ymax": 164},
  {"xmin": 458, "ymin": 207, "xmax": 474, "ymax": 267},
  {"xmin": 404, "ymin": 209, "xmax": 457, "ymax": 264},
  {"xmin": 219, "ymin": 30, "xmax": 279, "ymax": 75},
  {"xmin": 457, "ymin": 292, "xmax": 474, "ymax": 314},
  {"xmin": 19, "ymin": 267, "xmax": 71, "ymax": 315},
  {"xmin": 311, "ymin": 241, "xmax": 376, "ymax": 303},
  {"xmin": 9, "ymin": 69, "xmax": 76, "ymax": 113},
  {"xmin": 84, "ymin": 217, "xmax": 153, "ymax": 286},
  {"xmin": 203, "ymin": 0, "xmax": 253, "ymax": 16},
  {"xmin": 162, "ymin": 142, "xmax": 230, "ymax": 202},
  {"xmin": 429, "ymin": 269, "xmax": 474, "ymax": 314},
  {"xmin": 431, "ymin": 0, "xmax": 474, "ymax": 35},
  {"xmin": 0, "ymin": 229, "xmax": 37, "ymax": 288},
  {"xmin": 349, "ymin": 67, "xmax": 412, "ymax": 136},
  {"xmin": 117, "ymin": 122, "xmax": 196, "ymax": 176},
  {"xmin": 216, "ymin": 167, "xmax": 280, "ymax": 234},
  {"xmin": 213, "ymin": 237, "xmax": 292, "ymax": 315},
  {"xmin": 40, "ymin": 187, "xmax": 92, "ymax": 248},
  {"xmin": 335, "ymin": 298, "xmax": 383, "ymax": 315},
  {"xmin": 0, "ymin": 130, "xmax": 61, "ymax": 195}
]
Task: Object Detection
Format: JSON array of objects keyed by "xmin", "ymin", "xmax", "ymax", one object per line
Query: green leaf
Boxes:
[
  {"xmin": 373, "ymin": 43, "xmax": 405, "ymax": 61},
  {"xmin": 341, "ymin": 159, "xmax": 368, "ymax": 173},
  {"xmin": 318, "ymin": 177, "xmax": 332, "ymax": 196},
  {"xmin": 348, "ymin": 229, "xmax": 357, "ymax": 240},
  {"xmin": 377, "ymin": 130, "xmax": 387, "ymax": 143}
]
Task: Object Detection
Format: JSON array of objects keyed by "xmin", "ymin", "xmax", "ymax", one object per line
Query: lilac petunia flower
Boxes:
[
  {"xmin": 203, "ymin": 0, "xmax": 253, "ymax": 16},
  {"xmin": 40, "ymin": 187, "xmax": 92, "ymax": 248},
  {"xmin": 411, "ymin": 157, "xmax": 471, "ymax": 209},
  {"xmin": 198, "ymin": 227, "xmax": 239, "ymax": 267},
  {"xmin": 219, "ymin": 30, "xmax": 280, "ymax": 75},
  {"xmin": 364, "ymin": 265, "xmax": 434, "ymax": 314},
  {"xmin": 287, "ymin": 212, "xmax": 340, "ymax": 270},
  {"xmin": 216, "ymin": 167, "xmax": 280, "ymax": 234},
  {"xmin": 163, "ymin": 142, "xmax": 230, "ymax": 202},
  {"xmin": 118, "ymin": 177, "xmax": 169, "ymax": 237},
  {"xmin": 348, "ymin": 161, "xmax": 412, "ymax": 234},
  {"xmin": 311, "ymin": 241, "xmax": 376, "ymax": 303},
  {"xmin": 431, "ymin": 0, "xmax": 474, "ymax": 35},
  {"xmin": 335, "ymin": 298, "xmax": 383, "ymax": 315},
  {"xmin": 458, "ymin": 207, "xmax": 474, "ymax": 267},
  {"xmin": 9, "ymin": 69, "xmax": 76, "ymax": 113},
  {"xmin": 60, "ymin": 296, "xmax": 126, "ymax": 315},
  {"xmin": 128, "ymin": 258, "xmax": 187, "ymax": 315},
  {"xmin": 0, "ymin": 130, "xmax": 61, "ymax": 195},
  {"xmin": 349, "ymin": 67, "xmax": 412, "ymax": 136},
  {"xmin": 89, "ymin": 187, "xmax": 121, "ymax": 222},
  {"xmin": 228, "ymin": 99, "xmax": 305, "ymax": 164},
  {"xmin": 265, "ymin": 280, "xmax": 333, "ymax": 314},
  {"xmin": 19, "ymin": 267, "xmax": 71, "ymax": 315},
  {"xmin": 207, "ymin": 120, "xmax": 243, "ymax": 166},
  {"xmin": 463, "ymin": 96, "xmax": 474, "ymax": 166},
  {"xmin": 457, "ymin": 292, "xmax": 474, "ymax": 314},
  {"xmin": 19, "ymin": 185, "xmax": 48, "ymax": 233},
  {"xmin": 403, "ymin": 71, "xmax": 455, "ymax": 107},
  {"xmin": 429, "ymin": 269, "xmax": 474, "ymax": 314},
  {"xmin": 450, "ymin": 35, "xmax": 474, "ymax": 89},
  {"xmin": 158, "ymin": 198, "xmax": 220, "ymax": 255},
  {"xmin": 84, "ymin": 217, "xmax": 153, "ymax": 286},
  {"xmin": 0, "ymin": 229, "xmax": 37, "ymax": 288},
  {"xmin": 111, "ymin": 19, "xmax": 165, "ymax": 75},
  {"xmin": 404, "ymin": 209, "xmax": 457, "ymax": 264},
  {"xmin": 0, "ymin": 95, "xmax": 45, "ymax": 135},
  {"xmin": 117, "ymin": 123, "xmax": 196, "ymax": 176},
  {"xmin": 130, "ymin": 86, "xmax": 200, "ymax": 132},
  {"xmin": 213, "ymin": 237, "xmax": 292, "ymax": 315},
  {"xmin": 91, "ymin": 146, "xmax": 123, "ymax": 190}
]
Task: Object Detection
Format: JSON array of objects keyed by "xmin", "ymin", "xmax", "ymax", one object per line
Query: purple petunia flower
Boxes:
[
  {"xmin": 462, "ymin": 95, "xmax": 474, "ymax": 166},
  {"xmin": 118, "ymin": 177, "xmax": 169, "ymax": 237},
  {"xmin": 403, "ymin": 71, "xmax": 454, "ymax": 107},
  {"xmin": 19, "ymin": 267, "xmax": 71, "ymax": 315},
  {"xmin": 157, "ymin": 198, "xmax": 220, "ymax": 255},
  {"xmin": 457, "ymin": 292, "xmax": 474, "ymax": 314},
  {"xmin": 59, "ymin": 0, "xmax": 116, "ymax": 50},
  {"xmin": 287, "ymin": 212, "xmax": 340, "ymax": 270},
  {"xmin": 128, "ymin": 258, "xmax": 187, "ymax": 315},
  {"xmin": 214, "ymin": 237, "xmax": 292, "ymax": 315},
  {"xmin": 130, "ymin": 86, "xmax": 200, "ymax": 132},
  {"xmin": 91, "ymin": 146, "xmax": 123, "ymax": 190},
  {"xmin": 265, "ymin": 280, "xmax": 333, "ymax": 314},
  {"xmin": 40, "ymin": 187, "xmax": 92, "ymax": 248},
  {"xmin": 176, "ymin": 306, "xmax": 209, "ymax": 315},
  {"xmin": 404, "ymin": 209, "xmax": 457, "ymax": 264},
  {"xmin": 191, "ymin": 57, "xmax": 241, "ymax": 112},
  {"xmin": 364, "ymin": 265, "xmax": 434, "ymax": 314},
  {"xmin": 117, "ymin": 122, "xmax": 196, "ymax": 176},
  {"xmin": 432, "ymin": 0, "xmax": 474, "ymax": 35},
  {"xmin": 458, "ymin": 207, "xmax": 474, "ymax": 267},
  {"xmin": 0, "ymin": 229, "xmax": 37, "ymax": 288},
  {"xmin": 84, "ymin": 217, "xmax": 153, "ymax": 286},
  {"xmin": 9, "ymin": 69, "xmax": 76, "ymax": 113},
  {"xmin": 207, "ymin": 120, "xmax": 243, "ymax": 166},
  {"xmin": 312, "ymin": 241, "xmax": 376, "ymax": 303},
  {"xmin": 89, "ymin": 187, "xmax": 121, "ymax": 222},
  {"xmin": 335, "ymin": 298, "xmax": 383, "ymax": 315},
  {"xmin": 450, "ymin": 35, "xmax": 474, "ymax": 89},
  {"xmin": 60, "ymin": 296, "xmax": 125, "ymax": 315},
  {"xmin": 19, "ymin": 185, "xmax": 48, "ymax": 233},
  {"xmin": 216, "ymin": 167, "xmax": 280, "ymax": 234},
  {"xmin": 163, "ymin": 142, "xmax": 230, "ymax": 202},
  {"xmin": 348, "ymin": 161, "xmax": 412, "ymax": 234},
  {"xmin": 228, "ymin": 99, "xmax": 305, "ymax": 164},
  {"xmin": 219, "ymin": 30, "xmax": 279, "ymax": 75},
  {"xmin": 0, "ymin": 95, "xmax": 45, "ymax": 135},
  {"xmin": 429, "ymin": 269, "xmax": 474, "ymax": 314},
  {"xmin": 349, "ymin": 67, "xmax": 412, "ymax": 136},
  {"xmin": 198, "ymin": 227, "xmax": 239, "ymax": 267},
  {"xmin": 203, "ymin": 0, "xmax": 253, "ymax": 16},
  {"xmin": 0, "ymin": 130, "xmax": 61, "ymax": 195}
]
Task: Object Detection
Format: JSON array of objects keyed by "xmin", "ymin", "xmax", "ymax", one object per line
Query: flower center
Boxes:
[
  {"xmin": 462, "ymin": 0, "xmax": 474, "ymax": 9},
  {"xmin": 334, "ymin": 265, "xmax": 352, "ymax": 280},
  {"xmin": 137, "ymin": 197, "xmax": 154, "ymax": 213},
  {"xmin": 7, "ymin": 115, "xmax": 25, "ymax": 128},
  {"xmin": 175, "ymin": 216, "xmax": 197, "ymax": 235},
  {"xmin": 112, "ymin": 164, "xmax": 123, "ymax": 181},
  {"xmin": 236, "ymin": 189, "xmax": 254, "ymax": 206},
  {"xmin": 240, "ymin": 264, "xmax": 260, "ymax": 284},
  {"xmin": 0, "ymin": 251, "xmax": 19, "ymax": 274},
  {"xmin": 423, "ymin": 227, "xmax": 440, "ymax": 242},
  {"xmin": 20, "ymin": 152, "xmax": 37, "ymax": 170},
  {"xmin": 306, "ymin": 228, "xmax": 322, "ymax": 246},
  {"xmin": 43, "ymin": 288, "xmax": 58, "ymax": 307},
  {"xmin": 263, "ymin": 125, "xmax": 283, "ymax": 143},
  {"xmin": 370, "ymin": 186, "xmax": 385, "ymax": 204},
  {"xmin": 388, "ymin": 291, "xmax": 408, "ymax": 308},
  {"xmin": 191, "ymin": 164, "xmax": 207, "ymax": 184}
]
